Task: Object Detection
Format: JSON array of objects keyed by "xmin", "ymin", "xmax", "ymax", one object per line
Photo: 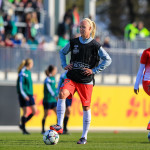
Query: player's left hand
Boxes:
[
  {"xmin": 83, "ymin": 68, "xmax": 93, "ymax": 76},
  {"xmin": 134, "ymin": 88, "xmax": 139, "ymax": 95}
]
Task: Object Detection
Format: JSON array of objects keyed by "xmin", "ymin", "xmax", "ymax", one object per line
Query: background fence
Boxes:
[{"xmin": 0, "ymin": 47, "xmax": 142, "ymax": 85}]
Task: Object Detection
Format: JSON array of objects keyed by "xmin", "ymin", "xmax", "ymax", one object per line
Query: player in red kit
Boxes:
[{"xmin": 134, "ymin": 48, "xmax": 150, "ymax": 132}]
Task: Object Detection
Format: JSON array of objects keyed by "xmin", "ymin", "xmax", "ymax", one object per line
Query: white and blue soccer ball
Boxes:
[{"xmin": 43, "ymin": 130, "xmax": 59, "ymax": 145}]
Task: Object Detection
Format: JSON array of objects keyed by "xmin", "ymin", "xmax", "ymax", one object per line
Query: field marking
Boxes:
[{"xmin": 0, "ymin": 126, "xmax": 147, "ymax": 132}]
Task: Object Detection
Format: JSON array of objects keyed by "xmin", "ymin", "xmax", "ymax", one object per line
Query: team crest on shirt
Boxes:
[{"xmin": 73, "ymin": 45, "xmax": 79, "ymax": 54}]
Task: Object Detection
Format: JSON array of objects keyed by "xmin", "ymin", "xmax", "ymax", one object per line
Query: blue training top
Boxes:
[
  {"xmin": 59, "ymin": 36, "xmax": 112, "ymax": 84},
  {"xmin": 59, "ymin": 36, "xmax": 112, "ymax": 74}
]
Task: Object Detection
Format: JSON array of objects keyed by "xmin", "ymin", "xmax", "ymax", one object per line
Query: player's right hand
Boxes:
[
  {"xmin": 25, "ymin": 96, "xmax": 30, "ymax": 101},
  {"xmin": 134, "ymin": 88, "xmax": 139, "ymax": 95},
  {"xmin": 64, "ymin": 64, "xmax": 73, "ymax": 70}
]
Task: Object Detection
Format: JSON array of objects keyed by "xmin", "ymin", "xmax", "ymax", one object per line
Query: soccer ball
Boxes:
[{"xmin": 43, "ymin": 130, "xmax": 59, "ymax": 145}]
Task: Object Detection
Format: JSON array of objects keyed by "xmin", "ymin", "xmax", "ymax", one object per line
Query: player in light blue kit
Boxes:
[{"xmin": 50, "ymin": 18, "xmax": 112, "ymax": 144}]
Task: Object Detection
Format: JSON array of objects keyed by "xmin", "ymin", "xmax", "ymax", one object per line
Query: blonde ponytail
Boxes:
[
  {"xmin": 18, "ymin": 60, "xmax": 26, "ymax": 73},
  {"xmin": 17, "ymin": 58, "xmax": 33, "ymax": 73},
  {"xmin": 82, "ymin": 18, "xmax": 96, "ymax": 38},
  {"xmin": 91, "ymin": 21, "xmax": 96, "ymax": 38}
]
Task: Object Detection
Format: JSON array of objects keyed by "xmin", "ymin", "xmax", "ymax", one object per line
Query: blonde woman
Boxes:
[
  {"xmin": 17, "ymin": 58, "xmax": 36, "ymax": 134},
  {"xmin": 50, "ymin": 18, "xmax": 112, "ymax": 144}
]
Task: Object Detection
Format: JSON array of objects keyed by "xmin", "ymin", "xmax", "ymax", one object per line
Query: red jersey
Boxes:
[{"xmin": 140, "ymin": 48, "xmax": 150, "ymax": 81}]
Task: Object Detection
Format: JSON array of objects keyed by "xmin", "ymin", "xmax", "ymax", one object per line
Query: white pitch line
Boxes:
[{"xmin": 0, "ymin": 126, "xmax": 147, "ymax": 132}]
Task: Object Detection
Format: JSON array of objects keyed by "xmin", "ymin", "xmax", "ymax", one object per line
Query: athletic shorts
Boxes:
[
  {"xmin": 66, "ymin": 98, "xmax": 72, "ymax": 107},
  {"xmin": 143, "ymin": 80, "xmax": 150, "ymax": 96},
  {"xmin": 60, "ymin": 79, "xmax": 93, "ymax": 106},
  {"xmin": 19, "ymin": 94, "xmax": 35, "ymax": 107},
  {"xmin": 43, "ymin": 102, "xmax": 57, "ymax": 110}
]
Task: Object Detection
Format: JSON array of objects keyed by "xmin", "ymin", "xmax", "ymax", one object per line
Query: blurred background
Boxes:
[{"xmin": 0, "ymin": 0, "xmax": 150, "ymax": 131}]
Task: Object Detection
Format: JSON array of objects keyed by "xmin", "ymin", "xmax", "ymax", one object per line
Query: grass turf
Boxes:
[{"xmin": 0, "ymin": 131, "xmax": 150, "ymax": 150}]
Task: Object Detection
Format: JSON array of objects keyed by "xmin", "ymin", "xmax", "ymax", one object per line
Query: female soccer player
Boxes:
[
  {"xmin": 134, "ymin": 48, "xmax": 150, "ymax": 130},
  {"xmin": 50, "ymin": 18, "xmax": 112, "ymax": 144},
  {"xmin": 57, "ymin": 71, "xmax": 72, "ymax": 134},
  {"xmin": 17, "ymin": 58, "xmax": 36, "ymax": 134},
  {"xmin": 41, "ymin": 65, "xmax": 58, "ymax": 134}
]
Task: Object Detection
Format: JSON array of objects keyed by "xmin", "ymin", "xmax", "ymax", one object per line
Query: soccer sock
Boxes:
[
  {"xmin": 81, "ymin": 109, "xmax": 91, "ymax": 140},
  {"xmin": 63, "ymin": 116, "xmax": 69, "ymax": 131},
  {"xmin": 21, "ymin": 116, "xmax": 27, "ymax": 131},
  {"xmin": 26, "ymin": 114, "xmax": 33, "ymax": 122},
  {"xmin": 57, "ymin": 99, "xmax": 66, "ymax": 127},
  {"xmin": 42, "ymin": 118, "xmax": 45, "ymax": 132}
]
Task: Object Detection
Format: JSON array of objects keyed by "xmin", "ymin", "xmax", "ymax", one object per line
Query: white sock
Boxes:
[
  {"xmin": 57, "ymin": 99, "xmax": 66, "ymax": 127},
  {"xmin": 81, "ymin": 109, "xmax": 91, "ymax": 140}
]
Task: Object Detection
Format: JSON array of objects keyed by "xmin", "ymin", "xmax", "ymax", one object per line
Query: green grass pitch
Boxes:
[{"xmin": 0, "ymin": 131, "xmax": 150, "ymax": 150}]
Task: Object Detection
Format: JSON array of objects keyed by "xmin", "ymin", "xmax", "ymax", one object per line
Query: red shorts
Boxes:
[
  {"xmin": 60, "ymin": 79, "xmax": 93, "ymax": 106},
  {"xmin": 143, "ymin": 80, "xmax": 150, "ymax": 96}
]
